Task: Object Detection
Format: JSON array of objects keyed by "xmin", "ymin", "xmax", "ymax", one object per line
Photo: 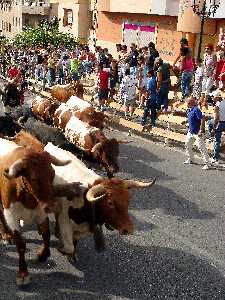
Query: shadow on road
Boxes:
[
  {"xmin": 0, "ymin": 238, "xmax": 225, "ymax": 299},
  {"xmin": 117, "ymin": 144, "xmax": 215, "ymax": 221},
  {"xmin": 118, "ymin": 143, "xmax": 172, "ymax": 182},
  {"xmin": 130, "ymin": 183, "xmax": 215, "ymax": 221}
]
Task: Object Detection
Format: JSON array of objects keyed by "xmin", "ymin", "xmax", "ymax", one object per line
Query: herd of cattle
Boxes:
[{"xmin": 0, "ymin": 83, "xmax": 156, "ymax": 287}]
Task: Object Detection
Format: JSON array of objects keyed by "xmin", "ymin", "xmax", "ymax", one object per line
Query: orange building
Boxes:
[{"xmin": 95, "ymin": 0, "xmax": 225, "ymax": 62}]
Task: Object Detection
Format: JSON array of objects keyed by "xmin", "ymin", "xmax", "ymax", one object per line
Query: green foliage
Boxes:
[{"xmin": 14, "ymin": 19, "xmax": 79, "ymax": 49}]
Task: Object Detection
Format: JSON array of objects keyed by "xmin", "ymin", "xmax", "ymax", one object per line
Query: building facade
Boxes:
[
  {"xmin": 0, "ymin": 0, "xmax": 53, "ymax": 39},
  {"xmin": 95, "ymin": 0, "xmax": 225, "ymax": 62},
  {"xmin": 50, "ymin": 0, "xmax": 91, "ymax": 42}
]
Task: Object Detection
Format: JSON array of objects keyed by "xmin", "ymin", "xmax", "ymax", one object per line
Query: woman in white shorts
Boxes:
[
  {"xmin": 137, "ymin": 57, "xmax": 148, "ymax": 108},
  {"xmin": 200, "ymin": 44, "xmax": 217, "ymax": 109}
]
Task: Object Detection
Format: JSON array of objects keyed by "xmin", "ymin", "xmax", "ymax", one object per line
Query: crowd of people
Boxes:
[{"xmin": 1, "ymin": 34, "xmax": 225, "ymax": 168}]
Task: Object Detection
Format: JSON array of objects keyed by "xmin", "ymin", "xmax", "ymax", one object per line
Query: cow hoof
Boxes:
[
  {"xmin": 16, "ymin": 272, "xmax": 31, "ymax": 287},
  {"xmin": 37, "ymin": 248, "xmax": 50, "ymax": 263}
]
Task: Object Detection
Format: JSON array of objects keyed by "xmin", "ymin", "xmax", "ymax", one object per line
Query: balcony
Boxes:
[
  {"xmin": 22, "ymin": 1, "xmax": 50, "ymax": 15},
  {"xmin": 98, "ymin": 0, "xmax": 179, "ymax": 16},
  {"xmin": 98, "ymin": 0, "xmax": 151, "ymax": 14}
]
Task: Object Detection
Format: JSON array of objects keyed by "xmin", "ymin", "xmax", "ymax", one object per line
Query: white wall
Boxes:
[
  {"xmin": 213, "ymin": 0, "xmax": 225, "ymax": 19},
  {"xmin": 151, "ymin": 0, "xmax": 179, "ymax": 16}
]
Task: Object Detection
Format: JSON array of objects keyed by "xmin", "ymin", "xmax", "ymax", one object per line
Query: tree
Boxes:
[{"xmin": 14, "ymin": 18, "xmax": 79, "ymax": 49}]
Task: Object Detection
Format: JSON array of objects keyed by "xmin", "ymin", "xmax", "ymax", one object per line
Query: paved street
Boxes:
[{"xmin": 0, "ymin": 123, "xmax": 225, "ymax": 299}]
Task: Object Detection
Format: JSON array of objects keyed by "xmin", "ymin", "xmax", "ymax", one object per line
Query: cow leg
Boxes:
[
  {"xmin": 0, "ymin": 208, "xmax": 13, "ymax": 244},
  {"xmin": 93, "ymin": 225, "xmax": 105, "ymax": 252},
  {"xmin": 54, "ymin": 212, "xmax": 60, "ymax": 239},
  {"xmin": 71, "ymin": 239, "xmax": 78, "ymax": 263},
  {"xmin": 13, "ymin": 230, "xmax": 30, "ymax": 286},
  {"xmin": 36, "ymin": 218, "xmax": 51, "ymax": 262}
]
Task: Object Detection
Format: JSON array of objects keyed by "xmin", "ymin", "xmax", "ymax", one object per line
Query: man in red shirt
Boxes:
[
  {"xmin": 7, "ymin": 64, "xmax": 20, "ymax": 81},
  {"xmin": 97, "ymin": 64, "xmax": 110, "ymax": 111}
]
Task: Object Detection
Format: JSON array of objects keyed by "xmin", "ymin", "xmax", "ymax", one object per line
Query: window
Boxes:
[
  {"xmin": 13, "ymin": 17, "xmax": 14, "ymax": 26},
  {"xmin": 9, "ymin": 23, "xmax": 11, "ymax": 32},
  {"xmin": 16, "ymin": 17, "xmax": 18, "ymax": 27},
  {"xmin": 63, "ymin": 8, "xmax": 73, "ymax": 27}
]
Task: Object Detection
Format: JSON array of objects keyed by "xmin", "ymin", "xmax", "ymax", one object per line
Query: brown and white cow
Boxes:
[
  {"xmin": 51, "ymin": 82, "xmax": 84, "ymax": 103},
  {"xmin": 44, "ymin": 143, "xmax": 156, "ymax": 260},
  {"xmin": 52, "ymin": 97, "xmax": 108, "ymax": 130},
  {"xmin": 66, "ymin": 96, "xmax": 108, "ymax": 129},
  {"xmin": 65, "ymin": 116, "xmax": 124, "ymax": 177},
  {"xmin": 0, "ymin": 134, "xmax": 70, "ymax": 286},
  {"xmin": 31, "ymin": 96, "xmax": 60, "ymax": 124}
]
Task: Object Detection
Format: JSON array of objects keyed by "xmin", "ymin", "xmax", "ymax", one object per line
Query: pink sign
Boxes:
[
  {"xmin": 139, "ymin": 25, "xmax": 155, "ymax": 32},
  {"xmin": 124, "ymin": 24, "xmax": 139, "ymax": 30},
  {"xmin": 124, "ymin": 23, "xmax": 155, "ymax": 32}
]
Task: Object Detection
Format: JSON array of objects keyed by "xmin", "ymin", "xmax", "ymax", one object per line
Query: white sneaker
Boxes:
[
  {"xmin": 210, "ymin": 158, "xmax": 219, "ymax": 164},
  {"xmin": 183, "ymin": 159, "xmax": 193, "ymax": 165},
  {"xmin": 202, "ymin": 164, "xmax": 210, "ymax": 170}
]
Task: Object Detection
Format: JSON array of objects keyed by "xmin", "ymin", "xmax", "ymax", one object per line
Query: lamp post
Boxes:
[{"xmin": 191, "ymin": 0, "xmax": 220, "ymax": 60}]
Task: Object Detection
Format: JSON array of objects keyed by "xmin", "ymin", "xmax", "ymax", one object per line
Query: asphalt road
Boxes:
[
  {"xmin": 1, "ymin": 121, "xmax": 225, "ymax": 299},
  {"xmin": 0, "ymin": 83, "xmax": 225, "ymax": 299}
]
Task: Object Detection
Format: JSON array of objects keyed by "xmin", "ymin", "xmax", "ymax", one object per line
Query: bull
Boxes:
[
  {"xmin": 51, "ymin": 82, "xmax": 84, "ymax": 103},
  {"xmin": 66, "ymin": 96, "xmax": 109, "ymax": 129},
  {"xmin": 44, "ymin": 143, "xmax": 156, "ymax": 261},
  {"xmin": 65, "ymin": 116, "xmax": 126, "ymax": 177},
  {"xmin": 0, "ymin": 134, "xmax": 70, "ymax": 286},
  {"xmin": 53, "ymin": 97, "xmax": 108, "ymax": 130},
  {"xmin": 31, "ymin": 96, "xmax": 59, "ymax": 125}
]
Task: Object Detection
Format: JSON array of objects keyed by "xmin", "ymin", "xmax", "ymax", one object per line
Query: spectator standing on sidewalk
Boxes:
[
  {"xmin": 193, "ymin": 58, "xmax": 204, "ymax": 99},
  {"xmin": 200, "ymin": 44, "xmax": 217, "ymax": 109},
  {"xmin": 154, "ymin": 57, "xmax": 171, "ymax": 112},
  {"xmin": 141, "ymin": 69, "xmax": 158, "ymax": 129},
  {"xmin": 147, "ymin": 42, "xmax": 159, "ymax": 71},
  {"xmin": 184, "ymin": 96, "xmax": 210, "ymax": 170},
  {"xmin": 180, "ymin": 46, "xmax": 194, "ymax": 100},
  {"xmin": 128, "ymin": 43, "xmax": 139, "ymax": 75},
  {"xmin": 97, "ymin": 64, "xmax": 110, "ymax": 111},
  {"xmin": 120, "ymin": 68, "xmax": 137, "ymax": 119},
  {"xmin": 208, "ymin": 90, "xmax": 225, "ymax": 163}
]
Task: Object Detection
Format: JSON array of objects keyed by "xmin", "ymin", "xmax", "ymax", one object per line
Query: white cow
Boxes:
[
  {"xmin": 65, "ymin": 116, "xmax": 100, "ymax": 150},
  {"xmin": 44, "ymin": 143, "xmax": 156, "ymax": 259},
  {"xmin": 66, "ymin": 95, "xmax": 91, "ymax": 111},
  {"xmin": 45, "ymin": 142, "xmax": 100, "ymax": 255}
]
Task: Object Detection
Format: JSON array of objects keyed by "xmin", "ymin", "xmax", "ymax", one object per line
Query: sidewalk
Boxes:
[
  {"xmin": 1, "ymin": 74, "xmax": 223, "ymax": 157},
  {"xmin": 27, "ymin": 77, "xmax": 220, "ymax": 156}
]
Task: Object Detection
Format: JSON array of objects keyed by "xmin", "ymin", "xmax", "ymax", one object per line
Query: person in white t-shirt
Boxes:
[{"xmin": 120, "ymin": 68, "xmax": 138, "ymax": 119}]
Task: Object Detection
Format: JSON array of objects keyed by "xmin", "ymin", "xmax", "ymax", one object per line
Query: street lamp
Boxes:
[{"xmin": 191, "ymin": 0, "xmax": 220, "ymax": 59}]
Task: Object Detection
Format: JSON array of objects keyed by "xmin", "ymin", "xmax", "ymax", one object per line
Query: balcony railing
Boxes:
[{"xmin": 22, "ymin": 0, "xmax": 50, "ymax": 15}]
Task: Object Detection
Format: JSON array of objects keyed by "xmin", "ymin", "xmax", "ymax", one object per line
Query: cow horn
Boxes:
[
  {"xmin": 86, "ymin": 184, "xmax": 107, "ymax": 202},
  {"xmin": 124, "ymin": 177, "xmax": 156, "ymax": 189},
  {"xmin": 48, "ymin": 154, "xmax": 71, "ymax": 166},
  {"xmin": 118, "ymin": 140, "xmax": 132, "ymax": 144},
  {"xmin": 91, "ymin": 142, "xmax": 102, "ymax": 153},
  {"xmin": 17, "ymin": 116, "xmax": 26, "ymax": 129},
  {"xmin": 4, "ymin": 159, "xmax": 24, "ymax": 179}
]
